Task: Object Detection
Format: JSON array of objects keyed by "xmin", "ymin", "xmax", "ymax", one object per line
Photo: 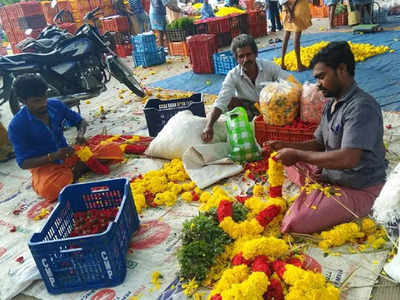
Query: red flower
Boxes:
[
  {"xmin": 16, "ymin": 256, "xmax": 24, "ymax": 264},
  {"xmin": 269, "ymin": 186, "xmax": 282, "ymax": 198},
  {"xmin": 125, "ymin": 144, "xmax": 148, "ymax": 154},
  {"xmin": 191, "ymin": 190, "xmax": 200, "ymax": 202},
  {"xmin": 85, "ymin": 157, "xmax": 110, "ymax": 174},
  {"xmin": 264, "ymin": 278, "xmax": 284, "ymax": 300},
  {"xmin": 252, "ymin": 255, "xmax": 271, "ymax": 277},
  {"xmin": 9, "ymin": 225, "xmax": 17, "ymax": 232},
  {"xmin": 217, "ymin": 200, "xmax": 233, "ymax": 223},
  {"xmin": 272, "ymin": 260, "xmax": 287, "ymax": 278},
  {"xmin": 210, "ymin": 295, "xmax": 222, "ymax": 300},
  {"xmin": 232, "ymin": 252, "xmax": 250, "ymax": 266},
  {"xmin": 286, "ymin": 257, "xmax": 302, "ymax": 268},
  {"xmin": 235, "ymin": 195, "xmax": 250, "ymax": 204},
  {"xmin": 256, "ymin": 205, "xmax": 281, "ymax": 227}
]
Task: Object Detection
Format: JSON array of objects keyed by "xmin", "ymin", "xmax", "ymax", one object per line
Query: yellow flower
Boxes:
[
  {"xmin": 182, "ymin": 278, "xmax": 198, "ymax": 296},
  {"xmin": 318, "ymin": 222, "xmax": 365, "ymax": 250},
  {"xmin": 253, "ymin": 184, "xmax": 264, "ymax": 197},
  {"xmin": 152, "ymin": 271, "xmax": 162, "ymax": 290}
]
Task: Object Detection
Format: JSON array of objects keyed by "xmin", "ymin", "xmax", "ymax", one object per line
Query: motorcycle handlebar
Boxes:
[
  {"xmin": 83, "ymin": 7, "xmax": 101, "ymax": 22},
  {"xmin": 53, "ymin": 9, "xmax": 65, "ymax": 24}
]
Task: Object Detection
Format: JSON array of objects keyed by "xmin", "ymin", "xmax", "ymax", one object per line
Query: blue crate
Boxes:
[
  {"xmin": 131, "ymin": 33, "xmax": 157, "ymax": 53},
  {"xmin": 144, "ymin": 93, "xmax": 205, "ymax": 137},
  {"xmin": 133, "ymin": 47, "xmax": 166, "ymax": 68},
  {"xmin": 28, "ymin": 178, "xmax": 140, "ymax": 294},
  {"xmin": 213, "ymin": 51, "xmax": 237, "ymax": 75}
]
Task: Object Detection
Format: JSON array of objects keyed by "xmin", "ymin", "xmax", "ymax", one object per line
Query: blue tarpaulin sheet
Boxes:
[{"xmin": 149, "ymin": 31, "xmax": 400, "ymax": 110}]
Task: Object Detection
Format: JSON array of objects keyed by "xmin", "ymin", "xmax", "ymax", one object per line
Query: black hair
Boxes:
[
  {"xmin": 12, "ymin": 74, "xmax": 48, "ymax": 102},
  {"xmin": 310, "ymin": 41, "xmax": 355, "ymax": 77},
  {"xmin": 231, "ymin": 34, "xmax": 258, "ymax": 58}
]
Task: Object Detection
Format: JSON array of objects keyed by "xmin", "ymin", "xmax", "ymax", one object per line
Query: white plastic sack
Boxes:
[
  {"xmin": 372, "ymin": 163, "xmax": 400, "ymax": 232},
  {"xmin": 182, "ymin": 143, "xmax": 243, "ymax": 189},
  {"xmin": 145, "ymin": 110, "xmax": 227, "ymax": 160}
]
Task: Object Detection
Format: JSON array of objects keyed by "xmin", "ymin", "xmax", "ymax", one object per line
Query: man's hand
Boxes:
[
  {"xmin": 53, "ymin": 147, "xmax": 75, "ymax": 160},
  {"xmin": 275, "ymin": 148, "xmax": 300, "ymax": 166},
  {"xmin": 201, "ymin": 126, "xmax": 214, "ymax": 143},
  {"xmin": 264, "ymin": 141, "xmax": 286, "ymax": 152},
  {"xmin": 75, "ymin": 136, "xmax": 87, "ymax": 145}
]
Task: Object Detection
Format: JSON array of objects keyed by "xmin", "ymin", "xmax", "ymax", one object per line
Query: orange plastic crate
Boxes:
[
  {"xmin": 254, "ymin": 115, "xmax": 317, "ymax": 145},
  {"xmin": 168, "ymin": 41, "xmax": 189, "ymax": 56},
  {"xmin": 333, "ymin": 13, "xmax": 348, "ymax": 26}
]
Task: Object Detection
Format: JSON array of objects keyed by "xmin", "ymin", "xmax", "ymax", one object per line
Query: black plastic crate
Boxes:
[
  {"xmin": 166, "ymin": 26, "xmax": 194, "ymax": 42},
  {"xmin": 144, "ymin": 93, "xmax": 205, "ymax": 137}
]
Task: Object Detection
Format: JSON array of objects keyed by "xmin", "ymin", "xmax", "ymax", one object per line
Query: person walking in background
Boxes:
[
  {"xmin": 280, "ymin": 0, "xmax": 312, "ymax": 72},
  {"xmin": 354, "ymin": 0, "xmax": 373, "ymax": 24},
  {"xmin": 113, "ymin": 0, "xmax": 136, "ymax": 35},
  {"xmin": 128, "ymin": 0, "xmax": 149, "ymax": 34},
  {"xmin": 268, "ymin": 0, "xmax": 283, "ymax": 32},
  {"xmin": 150, "ymin": 0, "xmax": 183, "ymax": 47},
  {"xmin": 325, "ymin": 0, "xmax": 338, "ymax": 29}
]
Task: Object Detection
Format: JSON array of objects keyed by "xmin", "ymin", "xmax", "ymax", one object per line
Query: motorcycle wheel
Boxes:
[{"xmin": 109, "ymin": 57, "xmax": 145, "ymax": 98}]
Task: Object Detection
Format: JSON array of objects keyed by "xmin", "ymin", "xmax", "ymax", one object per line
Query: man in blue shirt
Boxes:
[
  {"xmin": 201, "ymin": 0, "xmax": 215, "ymax": 19},
  {"xmin": 8, "ymin": 74, "xmax": 88, "ymax": 203}
]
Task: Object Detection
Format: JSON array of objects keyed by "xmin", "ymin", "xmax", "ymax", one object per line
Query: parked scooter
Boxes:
[{"xmin": 0, "ymin": 2, "xmax": 145, "ymax": 115}]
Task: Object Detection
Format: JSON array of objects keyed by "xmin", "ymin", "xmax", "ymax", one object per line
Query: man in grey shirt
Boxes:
[
  {"xmin": 269, "ymin": 41, "xmax": 386, "ymax": 233},
  {"xmin": 201, "ymin": 34, "xmax": 290, "ymax": 143}
]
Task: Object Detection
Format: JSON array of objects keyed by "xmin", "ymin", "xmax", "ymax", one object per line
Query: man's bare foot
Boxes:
[{"xmin": 296, "ymin": 64, "xmax": 308, "ymax": 72}]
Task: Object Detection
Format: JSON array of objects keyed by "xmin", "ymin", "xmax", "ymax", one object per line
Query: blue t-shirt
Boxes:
[
  {"xmin": 201, "ymin": 3, "xmax": 215, "ymax": 19},
  {"xmin": 8, "ymin": 99, "xmax": 83, "ymax": 168},
  {"xmin": 128, "ymin": 0, "xmax": 145, "ymax": 14}
]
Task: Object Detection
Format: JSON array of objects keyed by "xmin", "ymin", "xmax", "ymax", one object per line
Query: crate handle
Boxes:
[
  {"xmin": 90, "ymin": 186, "xmax": 110, "ymax": 193},
  {"xmin": 60, "ymin": 248, "xmax": 83, "ymax": 254}
]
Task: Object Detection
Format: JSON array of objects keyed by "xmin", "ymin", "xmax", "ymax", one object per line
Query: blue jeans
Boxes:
[{"xmin": 269, "ymin": 1, "xmax": 282, "ymax": 31}]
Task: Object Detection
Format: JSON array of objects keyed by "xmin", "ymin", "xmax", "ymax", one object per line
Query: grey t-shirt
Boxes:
[{"xmin": 314, "ymin": 84, "xmax": 386, "ymax": 189}]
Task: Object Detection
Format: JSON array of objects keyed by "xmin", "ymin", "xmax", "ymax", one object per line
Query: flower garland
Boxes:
[
  {"xmin": 318, "ymin": 218, "xmax": 387, "ymax": 251},
  {"xmin": 273, "ymin": 41, "xmax": 391, "ymax": 71},
  {"xmin": 75, "ymin": 145, "xmax": 110, "ymax": 174}
]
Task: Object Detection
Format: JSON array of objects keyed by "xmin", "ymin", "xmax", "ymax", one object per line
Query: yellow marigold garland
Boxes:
[
  {"xmin": 283, "ymin": 264, "xmax": 340, "ymax": 300},
  {"xmin": 273, "ymin": 41, "xmax": 391, "ymax": 71}
]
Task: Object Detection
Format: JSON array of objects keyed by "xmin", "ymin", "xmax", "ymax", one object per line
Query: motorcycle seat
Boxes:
[{"xmin": 0, "ymin": 49, "xmax": 61, "ymax": 65}]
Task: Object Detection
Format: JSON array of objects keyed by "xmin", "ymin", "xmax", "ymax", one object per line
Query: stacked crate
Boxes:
[
  {"xmin": 0, "ymin": 2, "xmax": 47, "ymax": 54},
  {"xmin": 186, "ymin": 34, "xmax": 217, "ymax": 74},
  {"xmin": 248, "ymin": 10, "xmax": 267, "ymax": 38},
  {"xmin": 132, "ymin": 33, "xmax": 165, "ymax": 67},
  {"xmin": 69, "ymin": 0, "xmax": 91, "ymax": 27},
  {"xmin": 206, "ymin": 17, "xmax": 232, "ymax": 49},
  {"xmin": 101, "ymin": 15, "xmax": 132, "ymax": 57},
  {"xmin": 41, "ymin": 1, "xmax": 57, "ymax": 24}
]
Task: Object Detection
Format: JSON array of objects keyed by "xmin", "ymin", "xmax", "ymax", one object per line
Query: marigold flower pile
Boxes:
[
  {"xmin": 273, "ymin": 41, "xmax": 391, "ymax": 71},
  {"xmin": 130, "ymin": 159, "xmax": 201, "ymax": 213}
]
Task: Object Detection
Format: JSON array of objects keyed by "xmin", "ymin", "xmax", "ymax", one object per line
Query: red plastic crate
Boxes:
[
  {"xmin": 58, "ymin": 0, "xmax": 73, "ymax": 11},
  {"xmin": 333, "ymin": 13, "xmax": 348, "ymax": 26},
  {"xmin": 102, "ymin": 16, "xmax": 130, "ymax": 33},
  {"xmin": 168, "ymin": 41, "xmax": 190, "ymax": 56},
  {"xmin": 248, "ymin": 10, "xmax": 266, "ymax": 25},
  {"xmin": 254, "ymin": 115, "xmax": 317, "ymax": 146},
  {"xmin": 89, "ymin": 0, "xmax": 101, "ymax": 10},
  {"xmin": 59, "ymin": 23, "xmax": 78, "ymax": 34},
  {"xmin": 194, "ymin": 19, "xmax": 208, "ymax": 34},
  {"xmin": 218, "ymin": 16, "xmax": 231, "ymax": 33},
  {"xmin": 115, "ymin": 44, "xmax": 133, "ymax": 58},
  {"xmin": 205, "ymin": 18, "xmax": 219, "ymax": 34},
  {"xmin": 249, "ymin": 22, "xmax": 267, "ymax": 38},
  {"xmin": 41, "ymin": 2, "xmax": 57, "ymax": 24},
  {"xmin": 0, "ymin": 6, "xmax": 9, "ymax": 24},
  {"xmin": 15, "ymin": 2, "xmax": 43, "ymax": 18},
  {"xmin": 187, "ymin": 34, "xmax": 217, "ymax": 74},
  {"xmin": 5, "ymin": 4, "xmax": 19, "ymax": 20},
  {"xmin": 231, "ymin": 28, "xmax": 240, "ymax": 39}
]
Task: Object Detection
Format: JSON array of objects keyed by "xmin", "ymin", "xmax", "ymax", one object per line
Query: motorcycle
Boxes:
[
  {"xmin": 0, "ymin": 5, "xmax": 145, "ymax": 115},
  {"xmin": 16, "ymin": 10, "xmax": 76, "ymax": 54}
]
